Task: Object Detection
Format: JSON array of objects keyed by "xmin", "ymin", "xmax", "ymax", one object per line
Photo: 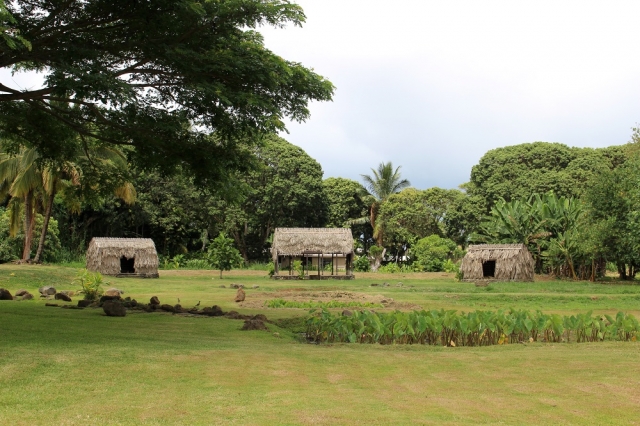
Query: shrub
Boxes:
[
  {"xmin": 353, "ymin": 255, "xmax": 370, "ymax": 272},
  {"xmin": 183, "ymin": 259, "xmax": 212, "ymax": 269},
  {"xmin": 0, "ymin": 208, "xmax": 62, "ymax": 263},
  {"xmin": 411, "ymin": 235, "xmax": 457, "ymax": 272},
  {"xmin": 73, "ymin": 269, "xmax": 106, "ymax": 301},
  {"xmin": 379, "ymin": 263, "xmax": 401, "ymax": 274}
]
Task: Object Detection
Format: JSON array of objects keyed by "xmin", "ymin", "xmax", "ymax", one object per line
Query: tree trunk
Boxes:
[
  {"xmin": 34, "ymin": 189, "xmax": 56, "ymax": 263},
  {"xmin": 618, "ymin": 263, "xmax": 628, "ymax": 280},
  {"xmin": 22, "ymin": 191, "xmax": 35, "ymax": 261}
]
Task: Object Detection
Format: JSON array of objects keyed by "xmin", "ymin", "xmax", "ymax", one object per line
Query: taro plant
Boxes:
[{"xmin": 305, "ymin": 308, "xmax": 640, "ymax": 347}]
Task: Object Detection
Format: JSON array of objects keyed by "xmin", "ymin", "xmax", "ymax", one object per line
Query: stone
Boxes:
[
  {"xmin": 55, "ymin": 292, "xmax": 72, "ymax": 302},
  {"xmin": 230, "ymin": 283, "xmax": 244, "ymax": 289},
  {"xmin": 234, "ymin": 288, "xmax": 246, "ymax": 303},
  {"xmin": 104, "ymin": 288, "xmax": 124, "ymax": 297},
  {"xmin": 342, "ymin": 309, "xmax": 353, "ymax": 317},
  {"xmin": 160, "ymin": 304, "xmax": 175, "ymax": 313},
  {"xmin": 102, "ymin": 300, "xmax": 126, "ymax": 317},
  {"xmin": 60, "ymin": 290, "xmax": 76, "ymax": 297},
  {"xmin": 15, "ymin": 289, "xmax": 29, "ymax": 297},
  {"xmin": 99, "ymin": 295, "xmax": 121, "ymax": 304},
  {"xmin": 21, "ymin": 293, "xmax": 34, "ymax": 300},
  {"xmin": 0, "ymin": 288, "xmax": 13, "ymax": 300},
  {"xmin": 382, "ymin": 282, "xmax": 390, "ymax": 287},
  {"xmin": 45, "ymin": 303, "xmax": 59, "ymax": 307},
  {"xmin": 130, "ymin": 299, "xmax": 138, "ymax": 308},
  {"xmin": 38, "ymin": 286, "xmax": 56, "ymax": 296},
  {"xmin": 77, "ymin": 300, "xmax": 92, "ymax": 308},
  {"xmin": 225, "ymin": 310, "xmax": 245, "ymax": 320},
  {"xmin": 251, "ymin": 314, "xmax": 268, "ymax": 322},
  {"xmin": 241, "ymin": 319, "xmax": 267, "ymax": 331},
  {"xmin": 252, "ymin": 285, "xmax": 260, "ymax": 289},
  {"xmin": 173, "ymin": 304, "xmax": 183, "ymax": 313},
  {"xmin": 396, "ymin": 282, "xmax": 403, "ymax": 287},
  {"xmin": 370, "ymin": 283, "xmax": 379, "ymax": 287},
  {"xmin": 218, "ymin": 285, "xmax": 226, "ymax": 288},
  {"xmin": 150, "ymin": 296, "xmax": 160, "ymax": 305}
]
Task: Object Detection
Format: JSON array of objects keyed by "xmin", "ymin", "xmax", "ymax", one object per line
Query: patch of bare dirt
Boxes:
[{"xmin": 239, "ymin": 290, "xmax": 421, "ymax": 310}]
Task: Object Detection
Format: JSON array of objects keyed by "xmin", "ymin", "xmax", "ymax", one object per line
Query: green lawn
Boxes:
[{"xmin": 1, "ymin": 265, "xmax": 640, "ymax": 425}]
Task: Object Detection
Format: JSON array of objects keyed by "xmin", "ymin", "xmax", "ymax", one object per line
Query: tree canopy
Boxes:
[
  {"xmin": 467, "ymin": 142, "xmax": 626, "ymax": 209},
  {"xmin": 0, "ymin": 0, "xmax": 334, "ymax": 183}
]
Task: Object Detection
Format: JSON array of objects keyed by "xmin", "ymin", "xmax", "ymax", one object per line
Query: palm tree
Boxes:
[
  {"xmin": 359, "ymin": 162, "xmax": 410, "ymax": 245},
  {"xmin": 0, "ymin": 144, "xmax": 136, "ymax": 262},
  {"xmin": 0, "ymin": 147, "xmax": 42, "ymax": 261}
]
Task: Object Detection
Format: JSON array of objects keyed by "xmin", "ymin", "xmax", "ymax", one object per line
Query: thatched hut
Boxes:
[
  {"xmin": 271, "ymin": 228, "xmax": 354, "ymax": 279},
  {"xmin": 86, "ymin": 238, "xmax": 159, "ymax": 278},
  {"xmin": 460, "ymin": 244, "xmax": 534, "ymax": 282}
]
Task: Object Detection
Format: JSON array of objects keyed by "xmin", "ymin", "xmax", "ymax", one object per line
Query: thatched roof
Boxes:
[
  {"xmin": 86, "ymin": 237, "xmax": 159, "ymax": 277},
  {"xmin": 272, "ymin": 228, "xmax": 353, "ymax": 261},
  {"xmin": 460, "ymin": 244, "xmax": 534, "ymax": 282}
]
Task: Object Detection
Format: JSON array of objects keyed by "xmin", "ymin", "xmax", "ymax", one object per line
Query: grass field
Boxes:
[{"xmin": 1, "ymin": 265, "xmax": 640, "ymax": 425}]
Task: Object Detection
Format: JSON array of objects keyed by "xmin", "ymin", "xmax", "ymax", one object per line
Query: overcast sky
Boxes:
[{"xmin": 260, "ymin": 0, "xmax": 640, "ymax": 189}]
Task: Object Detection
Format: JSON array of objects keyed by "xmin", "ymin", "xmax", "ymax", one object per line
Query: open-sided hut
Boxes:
[
  {"xmin": 460, "ymin": 244, "xmax": 534, "ymax": 282},
  {"xmin": 271, "ymin": 228, "xmax": 354, "ymax": 279},
  {"xmin": 86, "ymin": 238, "xmax": 159, "ymax": 278}
]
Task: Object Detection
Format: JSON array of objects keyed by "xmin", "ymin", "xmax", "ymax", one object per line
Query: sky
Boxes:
[
  {"xmin": 3, "ymin": 1, "xmax": 640, "ymax": 190},
  {"xmin": 259, "ymin": 0, "xmax": 640, "ymax": 189}
]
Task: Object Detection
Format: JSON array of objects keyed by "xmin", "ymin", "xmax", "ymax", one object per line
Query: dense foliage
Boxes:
[
  {"xmin": 0, "ymin": 0, "xmax": 334, "ymax": 184},
  {"xmin": 306, "ymin": 309, "xmax": 639, "ymax": 346}
]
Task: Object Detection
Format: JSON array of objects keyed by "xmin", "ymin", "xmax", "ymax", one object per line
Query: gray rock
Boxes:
[
  {"xmin": 150, "ymin": 296, "xmax": 160, "ymax": 305},
  {"xmin": 60, "ymin": 290, "xmax": 76, "ymax": 297},
  {"xmin": 218, "ymin": 285, "xmax": 226, "ymax": 288},
  {"xmin": 370, "ymin": 283, "xmax": 379, "ymax": 287},
  {"xmin": 104, "ymin": 288, "xmax": 124, "ymax": 297},
  {"xmin": 0, "ymin": 288, "xmax": 13, "ymax": 300},
  {"xmin": 21, "ymin": 293, "xmax": 33, "ymax": 300},
  {"xmin": 342, "ymin": 309, "xmax": 353, "ymax": 317},
  {"xmin": 103, "ymin": 300, "xmax": 126, "ymax": 317},
  {"xmin": 15, "ymin": 289, "xmax": 29, "ymax": 297},
  {"xmin": 252, "ymin": 285, "xmax": 260, "ymax": 289},
  {"xmin": 39, "ymin": 286, "xmax": 56, "ymax": 296},
  {"xmin": 77, "ymin": 300, "xmax": 92, "ymax": 308}
]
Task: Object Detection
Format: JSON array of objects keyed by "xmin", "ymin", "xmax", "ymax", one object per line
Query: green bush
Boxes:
[
  {"xmin": 411, "ymin": 235, "xmax": 457, "ymax": 272},
  {"xmin": 353, "ymin": 255, "xmax": 370, "ymax": 272},
  {"xmin": 183, "ymin": 259, "xmax": 212, "ymax": 269},
  {"xmin": 379, "ymin": 263, "xmax": 401, "ymax": 273},
  {"xmin": 73, "ymin": 269, "xmax": 106, "ymax": 301}
]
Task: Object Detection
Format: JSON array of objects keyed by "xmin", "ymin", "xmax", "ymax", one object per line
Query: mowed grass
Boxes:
[{"xmin": 1, "ymin": 265, "xmax": 640, "ymax": 425}]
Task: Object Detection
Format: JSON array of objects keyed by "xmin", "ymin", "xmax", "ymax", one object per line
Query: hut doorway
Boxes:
[
  {"xmin": 482, "ymin": 260, "xmax": 496, "ymax": 278},
  {"xmin": 120, "ymin": 256, "xmax": 136, "ymax": 274}
]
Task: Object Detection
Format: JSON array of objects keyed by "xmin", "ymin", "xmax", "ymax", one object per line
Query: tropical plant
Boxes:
[
  {"xmin": 305, "ymin": 309, "xmax": 639, "ymax": 346},
  {"xmin": 207, "ymin": 232, "xmax": 244, "ymax": 278},
  {"xmin": 353, "ymin": 162, "xmax": 410, "ymax": 246},
  {"xmin": 73, "ymin": 269, "xmax": 106, "ymax": 301}
]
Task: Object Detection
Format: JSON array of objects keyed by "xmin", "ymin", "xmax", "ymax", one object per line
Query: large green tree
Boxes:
[
  {"xmin": 0, "ymin": 0, "xmax": 334, "ymax": 184},
  {"xmin": 322, "ymin": 177, "xmax": 368, "ymax": 227},
  {"xmin": 467, "ymin": 142, "xmax": 626, "ymax": 210}
]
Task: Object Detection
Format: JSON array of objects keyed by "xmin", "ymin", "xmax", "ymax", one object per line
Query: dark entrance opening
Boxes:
[
  {"xmin": 482, "ymin": 260, "xmax": 496, "ymax": 278},
  {"xmin": 120, "ymin": 256, "xmax": 135, "ymax": 273}
]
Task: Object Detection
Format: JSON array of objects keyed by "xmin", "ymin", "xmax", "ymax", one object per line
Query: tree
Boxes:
[
  {"xmin": 377, "ymin": 187, "xmax": 466, "ymax": 248},
  {"xmin": 322, "ymin": 177, "xmax": 368, "ymax": 228},
  {"xmin": 467, "ymin": 142, "xmax": 626, "ymax": 210},
  {"xmin": 0, "ymin": 141, "xmax": 134, "ymax": 262},
  {"xmin": 221, "ymin": 135, "xmax": 327, "ymax": 260},
  {"xmin": 0, "ymin": 0, "xmax": 334, "ymax": 184},
  {"xmin": 359, "ymin": 162, "xmax": 410, "ymax": 245},
  {"xmin": 207, "ymin": 232, "xmax": 243, "ymax": 278},
  {"xmin": 411, "ymin": 235, "xmax": 457, "ymax": 272},
  {"xmin": 584, "ymin": 156, "xmax": 640, "ymax": 280}
]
